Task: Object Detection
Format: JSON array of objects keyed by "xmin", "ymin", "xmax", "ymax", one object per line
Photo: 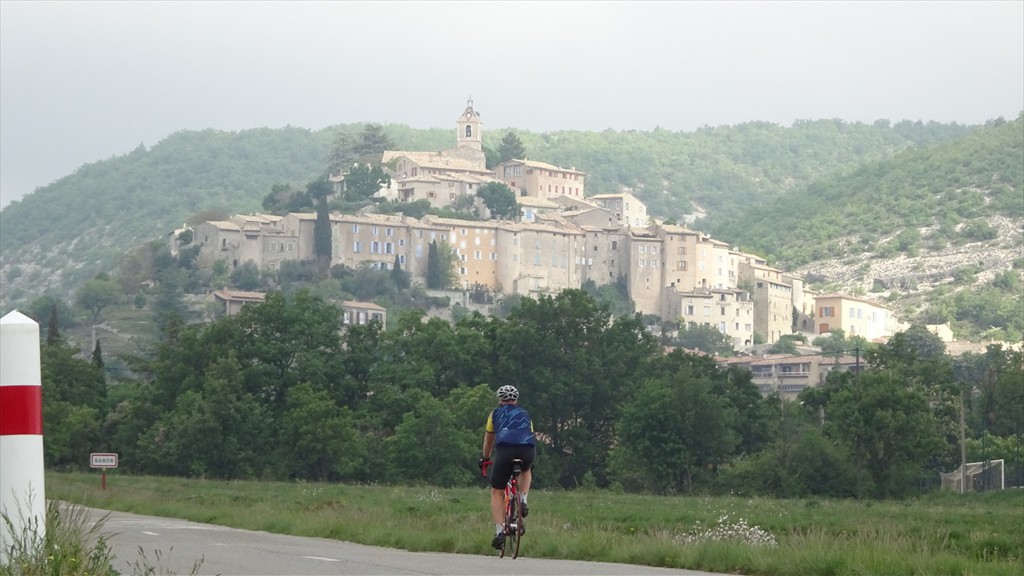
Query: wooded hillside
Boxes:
[{"xmin": 1, "ymin": 114, "xmax": 1020, "ymax": 340}]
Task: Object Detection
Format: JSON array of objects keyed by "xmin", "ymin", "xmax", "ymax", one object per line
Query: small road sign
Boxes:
[{"xmin": 90, "ymin": 453, "xmax": 118, "ymax": 468}]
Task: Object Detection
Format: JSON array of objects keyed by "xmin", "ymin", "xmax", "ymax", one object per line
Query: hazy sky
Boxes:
[{"xmin": 2, "ymin": 1, "xmax": 1022, "ymax": 208}]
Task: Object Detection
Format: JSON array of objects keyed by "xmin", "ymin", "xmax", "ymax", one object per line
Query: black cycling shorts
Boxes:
[{"xmin": 489, "ymin": 444, "xmax": 536, "ymax": 490}]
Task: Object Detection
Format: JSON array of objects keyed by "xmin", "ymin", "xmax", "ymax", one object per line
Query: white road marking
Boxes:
[
  {"xmin": 142, "ymin": 531, "xmax": 159, "ymax": 536},
  {"xmin": 302, "ymin": 556, "xmax": 340, "ymax": 562}
]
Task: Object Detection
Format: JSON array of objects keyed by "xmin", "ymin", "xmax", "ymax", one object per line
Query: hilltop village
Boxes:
[{"xmin": 175, "ymin": 101, "xmax": 904, "ymax": 357}]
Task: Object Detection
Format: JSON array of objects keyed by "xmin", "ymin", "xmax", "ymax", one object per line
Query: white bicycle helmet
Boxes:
[{"xmin": 496, "ymin": 385, "xmax": 519, "ymax": 402}]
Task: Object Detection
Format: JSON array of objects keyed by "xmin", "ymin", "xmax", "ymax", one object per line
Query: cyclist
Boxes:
[{"xmin": 480, "ymin": 384, "xmax": 535, "ymax": 550}]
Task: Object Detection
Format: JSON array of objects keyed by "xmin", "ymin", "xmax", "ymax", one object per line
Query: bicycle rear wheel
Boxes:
[{"xmin": 507, "ymin": 494, "xmax": 522, "ymax": 558}]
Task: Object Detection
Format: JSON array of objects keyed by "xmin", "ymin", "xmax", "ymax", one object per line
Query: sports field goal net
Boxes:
[{"xmin": 940, "ymin": 459, "xmax": 1005, "ymax": 492}]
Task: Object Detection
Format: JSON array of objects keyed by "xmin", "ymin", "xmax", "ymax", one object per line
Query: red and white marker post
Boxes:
[{"xmin": 0, "ymin": 311, "xmax": 46, "ymax": 561}]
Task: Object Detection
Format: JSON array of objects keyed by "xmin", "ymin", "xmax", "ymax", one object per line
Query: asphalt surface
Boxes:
[{"xmin": 85, "ymin": 507, "xmax": 728, "ymax": 576}]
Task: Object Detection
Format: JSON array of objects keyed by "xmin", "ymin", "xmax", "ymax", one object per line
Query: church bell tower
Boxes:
[{"xmin": 456, "ymin": 96, "xmax": 483, "ymax": 151}]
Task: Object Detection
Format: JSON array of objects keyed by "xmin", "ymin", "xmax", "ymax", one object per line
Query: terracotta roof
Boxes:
[
  {"xmin": 206, "ymin": 221, "xmax": 241, "ymax": 231},
  {"xmin": 814, "ymin": 293, "xmax": 892, "ymax": 309},
  {"xmin": 343, "ymin": 300, "xmax": 387, "ymax": 311},
  {"xmin": 517, "ymin": 196, "xmax": 560, "ymax": 208},
  {"xmin": 500, "ymin": 159, "xmax": 585, "ymax": 174},
  {"xmin": 213, "ymin": 290, "xmax": 266, "ymax": 302},
  {"xmin": 383, "ymin": 150, "xmax": 488, "ymax": 173}
]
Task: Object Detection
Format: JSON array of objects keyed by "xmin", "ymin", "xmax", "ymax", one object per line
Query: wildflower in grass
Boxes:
[
  {"xmin": 679, "ymin": 513, "xmax": 777, "ymax": 547},
  {"xmin": 416, "ymin": 489, "xmax": 443, "ymax": 502}
]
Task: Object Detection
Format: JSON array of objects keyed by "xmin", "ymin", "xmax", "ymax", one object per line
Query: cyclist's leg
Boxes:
[
  {"xmin": 489, "ymin": 445, "xmax": 514, "ymax": 547},
  {"xmin": 516, "ymin": 445, "xmax": 536, "ymax": 509},
  {"xmin": 490, "ymin": 487, "xmax": 504, "ymax": 527},
  {"xmin": 520, "ymin": 468, "xmax": 532, "ymax": 500}
]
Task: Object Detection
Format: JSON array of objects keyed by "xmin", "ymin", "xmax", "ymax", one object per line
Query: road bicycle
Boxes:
[
  {"xmin": 499, "ymin": 458, "xmax": 525, "ymax": 558},
  {"xmin": 480, "ymin": 457, "xmax": 526, "ymax": 558}
]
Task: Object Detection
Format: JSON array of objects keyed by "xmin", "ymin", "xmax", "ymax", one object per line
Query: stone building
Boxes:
[{"xmin": 493, "ymin": 159, "xmax": 586, "ymax": 200}]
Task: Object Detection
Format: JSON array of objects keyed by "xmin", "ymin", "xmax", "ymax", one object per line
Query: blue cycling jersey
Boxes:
[{"xmin": 486, "ymin": 403, "xmax": 536, "ymax": 446}]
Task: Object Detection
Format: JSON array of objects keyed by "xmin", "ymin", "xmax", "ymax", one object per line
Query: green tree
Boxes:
[
  {"xmin": 390, "ymin": 255, "xmax": 410, "ymax": 290},
  {"xmin": 91, "ymin": 339, "xmax": 104, "ymax": 369},
  {"xmin": 327, "ymin": 123, "xmax": 395, "ymax": 176},
  {"xmin": 426, "ymin": 240, "xmax": 456, "ymax": 290},
  {"xmin": 314, "ymin": 194, "xmax": 332, "ymax": 277},
  {"xmin": 26, "ymin": 295, "xmax": 75, "ymax": 334},
  {"xmin": 671, "ymin": 321, "xmax": 735, "ymax": 355},
  {"xmin": 493, "ymin": 290, "xmax": 659, "ymax": 487},
  {"xmin": 230, "ymin": 260, "xmax": 263, "ymax": 291},
  {"xmin": 717, "ymin": 401, "xmax": 860, "ymax": 498},
  {"xmin": 47, "ymin": 305, "xmax": 62, "ymax": 346},
  {"xmin": 76, "ymin": 275, "xmax": 121, "ymax": 323},
  {"xmin": 476, "ymin": 181, "xmax": 518, "ymax": 220},
  {"xmin": 342, "ymin": 163, "xmax": 391, "ymax": 201},
  {"xmin": 609, "ymin": 351, "xmax": 740, "ymax": 493},
  {"xmin": 40, "ymin": 340, "xmax": 107, "ymax": 469},
  {"xmin": 262, "ymin": 183, "xmax": 312, "ymax": 214},
  {"xmin": 825, "ymin": 370, "xmax": 945, "ymax": 498},
  {"xmin": 386, "ymin": 394, "xmax": 476, "ymax": 487},
  {"xmin": 967, "ymin": 345, "xmax": 1024, "ymax": 438},
  {"xmin": 279, "ymin": 382, "xmax": 365, "ymax": 481},
  {"xmin": 497, "ymin": 131, "xmax": 527, "ymax": 163}
]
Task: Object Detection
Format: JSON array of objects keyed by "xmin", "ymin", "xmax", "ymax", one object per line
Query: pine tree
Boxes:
[
  {"xmin": 92, "ymin": 339, "xmax": 104, "ymax": 369},
  {"xmin": 46, "ymin": 305, "xmax": 62, "ymax": 346}
]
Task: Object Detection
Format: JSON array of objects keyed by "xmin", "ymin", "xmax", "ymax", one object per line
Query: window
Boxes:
[
  {"xmin": 465, "ymin": 125, "xmax": 472, "ymax": 137},
  {"xmin": 385, "ymin": 242, "xmax": 394, "ymax": 254},
  {"xmin": 721, "ymin": 307, "xmax": 726, "ymax": 315},
  {"xmin": 474, "ymin": 250, "xmax": 481, "ymax": 260},
  {"xmin": 651, "ymin": 246, "xmax": 658, "ymax": 254},
  {"xmin": 678, "ymin": 261, "xmax": 687, "ymax": 271},
  {"xmin": 490, "ymin": 252, "xmax": 497, "ymax": 261},
  {"xmin": 639, "ymin": 246, "xmax": 646, "ymax": 253},
  {"xmin": 372, "ymin": 226, "xmax": 378, "ymax": 235},
  {"xmin": 639, "ymin": 259, "xmax": 646, "ymax": 267},
  {"xmin": 460, "ymin": 266, "xmax": 467, "ymax": 275},
  {"xmin": 371, "ymin": 241, "xmax": 380, "ymax": 254},
  {"xmin": 386, "ymin": 228, "xmax": 393, "ymax": 237},
  {"xmin": 353, "ymin": 224, "xmax": 360, "ymax": 233},
  {"xmin": 686, "ymin": 305, "xmax": 695, "ymax": 315},
  {"xmin": 651, "ymin": 259, "xmax": 658, "ymax": 268},
  {"xmin": 820, "ymin": 306, "xmax": 835, "ymax": 317},
  {"xmin": 353, "ymin": 241, "xmax": 362, "ymax": 253},
  {"xmin": 611, "ymin": 241, "xmax": 618, "ymax": 250}
]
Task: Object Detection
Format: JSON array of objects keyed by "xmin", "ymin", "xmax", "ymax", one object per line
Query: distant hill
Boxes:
[
  {"xmin": 1, "ymin": 114, "xmax": 1020, "ymax": 340},
  {"xmin": 709, "ymin": 116, "xmax": 1024, "ymax": 268}
]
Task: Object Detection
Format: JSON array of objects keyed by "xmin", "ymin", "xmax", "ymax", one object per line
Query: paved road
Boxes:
[{"xmin": 86, "ymin": 507, "xmax": 725, "ymax": 576}]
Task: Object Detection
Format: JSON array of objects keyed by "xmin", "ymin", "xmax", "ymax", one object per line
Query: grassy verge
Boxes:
[
  {"xmin": 46, "ymin": 471, "xmax": 1023, "ymax": 576},
  {"xmin": 1, "ymin": 500, "xmax": 117, "ymax": 576}
]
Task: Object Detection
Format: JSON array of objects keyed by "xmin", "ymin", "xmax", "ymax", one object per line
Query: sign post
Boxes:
[
  {"xmin": 90, "ymin": 453, "xmax": 118, "ymax": 490},
  {"xmin": 1, "ymin": 311, "xmax": 46, "ymax": 562}
]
